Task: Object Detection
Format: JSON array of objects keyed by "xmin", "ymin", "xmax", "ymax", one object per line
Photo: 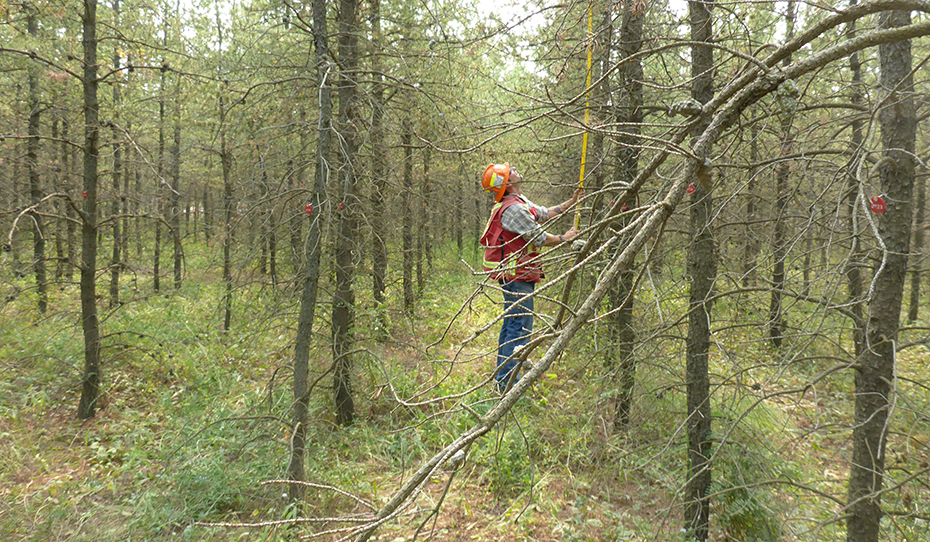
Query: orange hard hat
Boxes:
[{"xmin": 482, "ymin": 163, "xmax": 510, "ymax": 202}]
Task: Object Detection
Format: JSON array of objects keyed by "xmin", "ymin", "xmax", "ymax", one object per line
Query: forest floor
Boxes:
[{"xmin": 2, "ymin": 248, "xmax": 929, "ymax": 541}]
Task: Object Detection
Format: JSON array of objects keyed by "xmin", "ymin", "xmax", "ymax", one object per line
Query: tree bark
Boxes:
[
  {"xmin": 53, "ymin": 118, "xmax": 66, "ymax": 281},
  {"xmin": 154, "ymin": 35, "xmax": 166, "ymax": 293},
  {"xmin": 369, "ymin": 0, "xmax": 388, "ymax": 336},
  {"xmin": 907, "ymin": 172, "xmax": 924, "ymax": 321},
  {"xmin": 686, "ymin": 0, "xmax": 715, "ymax": 538},
  {"xmin": 108, "ymin": 0, "xmax": 122, "ymax": 308},
  {"xmin": 742, "ymin": 123, "xmax": 759, "ymax": 289},
  {"xmin": 768, "ymin": 0, "xmax": 796, "ymax": 348},
  {"xmin": 845, "ymin": 0, "xmax": 866, "ymax": 358},
  {"xmin": 332, "ymin": 0, "xmax": 360, "ymax": 426},
  {"xmin": 215, "ymin": 3, "xmax": 234, "ymax": 333},
  {"xmin": 288, "ymin": 0, "xmax": 332, "ymax": 500},
  {"xmin": 847, "ymin": 9, "xmax": 916, "ymax": 542},
  {"xmin": 610, "ymin": 0, "xmax": 643, "ymax": 432},
  {"xmin": 26, "ymin": 6, "xmax": 47, "ymax": 314},
  {"xmin": 402, "ymin": 118, "xmax": 414, "ymax": 314},
  {"xmin": 417, "ymin": 143, "xmax": 429, "ymax": 297},
  {"xmin": 171, "ymin": 74, "xmax": 182, "ymax": 290},
  {"xmin": 77, "ymin": 0, "xmax": 102, "ymax": 420}
]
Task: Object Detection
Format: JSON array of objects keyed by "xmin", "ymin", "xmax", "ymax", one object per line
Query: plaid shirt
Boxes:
[{"xmin": 500, "ymin": 195, "xmax": 549, "ymax": 248}]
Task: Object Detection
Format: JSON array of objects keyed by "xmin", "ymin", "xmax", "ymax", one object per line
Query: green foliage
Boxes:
[
  {"xmin": 3, "ymin": 235, "xmax": 929, "ymax": 541},
  {"xmin": 484, "ymin": 422, "xmax": 536, "ymax": 498},
  {"xmin": 710, "ymin": 393, "xmax": 796, "ymax": 542}
]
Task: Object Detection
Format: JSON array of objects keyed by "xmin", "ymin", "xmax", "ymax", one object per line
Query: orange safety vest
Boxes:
[{"xmin": 479, "ymin": 195, "xmax": 544, "ymax": 283}]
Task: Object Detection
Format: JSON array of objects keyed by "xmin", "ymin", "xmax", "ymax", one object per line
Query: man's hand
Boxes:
[
  {"xmin": 569, "ymin": 189, "xmax": 584, "ymax": 206},
  {"xmin": 544, "ymin": 227, "xmax": 580, "ymax": 247}
]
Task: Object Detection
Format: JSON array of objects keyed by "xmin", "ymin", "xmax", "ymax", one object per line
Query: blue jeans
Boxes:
[{"xmin": 496, "ymin": 280, "xmax": 535, "ymax": 390}]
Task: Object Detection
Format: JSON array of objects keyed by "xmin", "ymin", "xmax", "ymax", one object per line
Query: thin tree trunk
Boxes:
[
  {"xmin": 66, "ymin": 119, "xmax": 76, "ymax": 283},
  {"xmin": 845, "ymin": 0, "xmax": 866, "ymax": 359},
  {"xmin": 203, "ymin": 181, "xmax": 212, "ymax": 246},
  {"xmin": 686, "ymin": 0, "xmax": 715, "ymax": 538},
  {"xmin": 53, "ymin": 118, "xmax": 66, "ymax": 281},
  {"xmin": 123, "ymin": 121, "xmax": 132, "ymax": 284},
  {"xmin": 221, "ymin": 113, "xmax": 232, "ymax": 331},
  {"xmin": 171, "ymin": 75, "xmax": 182, "ymax": 290},
  {"xmin": 611, "ymin": 0, "xmax": 643, "ymax": 433},
  {"xmin": 803, "ymin": 207, "xmax": 812, "ymax": 297},
  {"xmin": 402, "ymin": 118, "xmax": 414, "ymax": 314},
  {"xmin": 743, "ymin": 123, "xmax": 759, "ymax": 288},
  {"xmin": 420, "ymin": 144, "xmax": 431, "ymax": 285},
  {"xmin": 154, "ymin": 52, "xmax": 165, "ymax": 293},
  {"xmin": 108, "ymin": 0, "xmax": 122, "ymax": 308},
  {"xmin": 847, "ymin": 9, "xmax": 915, "ymax": 542},
  {"xmin": 768, "ymin": 0, "xmax": 796, "ymax": 348},
  {"xmin": 134, "ymin": 159, "xmax": 142, "ymax": 261},
  {"xmin": 416, "ymin": 146, "xmax": 425, "ymax": 297},
  {"xmin": 907, "ymin": 171, "xmax": 924, "ymax": 321},
  {"xmin": 287, "ymin": 0, "xmax": 332, "ymax": 500},
  {"xmin": 369, "ymin": 0, "xmax": 389, "ymax": 336},
  {"xmin": 454, "ymin": 160, "xmax": 464, "ymax": 256},
  {"xmin": 332, "ymin": 0, "xmax": 360, "ymax": 426},
  {"xmin": 27, "ymin": 6, "xmax": 48, "ymax": 314},
  {"xmin": 77, "ymin": 0, "xmax": 102, "ymax": 420},
  {"xmin": 216, "ymin": 3, "xmax": 233, "ymax": 332},
  {"xmin": 11, "ymin": 151, "xmax": 22, "ymax": 276},
  {"xmin": 108, "ymin": 127, "xmax": 122, "ymax": 306}
]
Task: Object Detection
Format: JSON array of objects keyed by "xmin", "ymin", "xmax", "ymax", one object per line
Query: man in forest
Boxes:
[{"xmin": 480, "ymin": 163, "xmax": 582, "ymax": 392}]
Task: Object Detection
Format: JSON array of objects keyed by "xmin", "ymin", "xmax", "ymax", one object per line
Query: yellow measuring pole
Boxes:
[{"xmin": 575, "ymin": 3, "xmax": 594, "ymax": 230}]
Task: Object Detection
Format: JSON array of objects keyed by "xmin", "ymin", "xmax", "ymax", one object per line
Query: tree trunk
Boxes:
[
  {"xmin": 77, "ymin": 0, "xmax": 102, "ymax": 420},
  {"xmin": 203, "ymin": 181, "xmax": 212, "ymax": 247},
  {"xmin": 217, "ymin": 7, "xmax": 234, "ymax": 332},
  {"xmin": 171, "ymin": 77, "xmax": 182, "ymax": 290},
  {"xmin": 845, "ymin": 0, "xmax": 866, "ymax": 360},
  {"xmin": 154, "ymin": 52, "xmax": 165, "ymax": 293},
  {"xmin": 27, "ymin": 6, "xmax": 47, "ymax": 314},
  {"xmin": 134, "ymin": 159, "xmax": 142, "ymax": 261},
  {"xmin": 108, "ymin": 0, "xmax": 122, "ymax": 308},
  {"xmin": 58, "ymin": 118, "xmax": 76, "ymax": 283},
  {"xmin": 610, "ymin": 0, "xmax": 643, "ymax": 433},
  {"xmin": 847, "ymin": 9, "xmax": 915, "ymax": 542},
  {"xmin": 288, "ymin": 0, "xmax": 332, "ymax": 500},
  {"xmin": 402, "ymin": 118, "xmax": 414, "ymax": 314},
  {"xmin": 122, "ymin": 121, "xmax": 132, "ymax": 280},
  {"xmin": 332, "ymin": 0, "xmax": 360, "ymax": 426},
  {"xmin": 907, "ymin": 172, "xmax": 924, "ymax": 321},
  {"xmin": 416, "ymin": 145, "xmax": 426, "ymax": 297},
  {"xmin": 742, "ymin": 123, "xmax": 759, "ymax": 289},
  {"xmin": 420, "ymin": 143, "xmax": 431, "ymax": 287},
  {"xmin": 369, "ymin": 0, "xmax": 389, "ymax": 336},
  {"xmin": 686, "ymin": 0, "xmax": 715, "ymax": 538},
  {"xmin": 221, "ymin": 113, "xmax": 233, "ymax": 331},
  {"xmin": 53, "ymin": 118, "xmax": 65, "ymax": 281},
  {"xmin": 268, "ymin": 206, "xmax": 277, "ymax": 288},
  {"xmin": 768, "ymin": 0, "xmax": 796, "ymax": 349},
  {"xmin": 802, "ymin": 208, "xmax": 812, "ymax": 297}
]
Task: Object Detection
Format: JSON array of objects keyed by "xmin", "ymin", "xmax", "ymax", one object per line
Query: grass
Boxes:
[{"xmin": 1, "ymin": 239, "xmax": 929, "ymax": 541}]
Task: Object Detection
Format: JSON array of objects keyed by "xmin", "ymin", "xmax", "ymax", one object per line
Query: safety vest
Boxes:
[{"xmin": 479, "ymin": 195, "xmax": 544, "ymax": 283}]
